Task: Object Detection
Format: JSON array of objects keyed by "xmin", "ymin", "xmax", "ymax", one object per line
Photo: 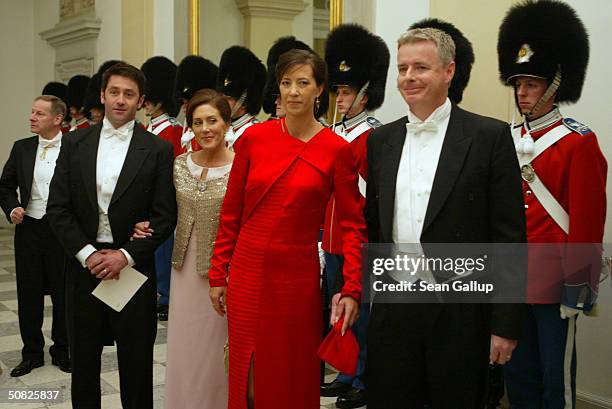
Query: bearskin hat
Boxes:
[
  {"xmin": 409, "ymin": 19, "xmax": 474, "ymax": 104},
  {"xmin": 217, "ymin": 46, "xmax": 267, "ymax": 116},
  {"xmin": 42, "ymin": 82, "xmax": 67, "ymax": 100},
  {"xmin": 262, "ymin": 36, "xmax": 312, "ymax": 115},
  {"xmin": 498, "ymin": 0, "xmax": 589, "ymax": 103},
  {"xmin": 325, "ymin": 24, "xmax": 390, "ymax": 111},
  {"xmin": 141, "ymin": 56, "xmax": 178, "ymax": 117},
  {"xmin": 67, "ymin": 75, "xmax": 90, "ymax": 111},
  {"xmin": 42, "ymin": 81, "xmax": 70, "ymax": 121},
  {"xmin": 174, "ymin": 55, "xmax": 218, "ymax": 104},
  {"xmin": 83, "ymin": 73, "xmax": 102, "ymax": 115}
]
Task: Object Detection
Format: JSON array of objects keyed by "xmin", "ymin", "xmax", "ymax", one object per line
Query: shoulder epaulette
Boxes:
[
  {"xmin": 563, "ymin": 118, "xmax": 591, "ymax": 135},
  {"xmin": 168, "ymin": 117, "xmax": 181, "ymax": 126},
  {"xmin": 366, "ymin": 117, "xmax": 383, "ymax": 128}
]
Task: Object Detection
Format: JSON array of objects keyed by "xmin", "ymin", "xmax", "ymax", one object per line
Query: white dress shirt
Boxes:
[
  {"xmin": 23, "ymin": 131, "xmax": 62, "ymax": 219},
  {"xmin": 76, "ymin": 117, "xmax": 136, "ymax": 267},
  {"xmin": 393, "ymin": 98, "xmax": 452, "ymax": 244}
]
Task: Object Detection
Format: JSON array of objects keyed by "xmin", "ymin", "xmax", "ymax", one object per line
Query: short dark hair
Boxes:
[
  {"xmin": 275, "ymin": 49, "xmax": 328, "ymax": 91},
  {"xmin": 186, "ymin": 89, "xmax": 231, "ymax": 127},
  {"xmin": 101, "ymin": 63, "xmax": 146, "ymax": 96}
]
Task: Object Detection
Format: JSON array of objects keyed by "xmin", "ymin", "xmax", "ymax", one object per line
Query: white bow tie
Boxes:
[
  {"xmin": 39, "ymin": 139, "xmax": 59, "ymax": 148},
  {"xmin": 103, "ymin": 126, "xmax": 130, "ymax": 141},
  {"xmin": 406, "ymin": 121, "xmax": 438, "ymax": 134}
]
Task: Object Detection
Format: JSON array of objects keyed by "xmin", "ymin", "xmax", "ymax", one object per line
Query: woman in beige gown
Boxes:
[{"xmin": 134, "ymin": 89, "xmax": 233, "ymax": 409}]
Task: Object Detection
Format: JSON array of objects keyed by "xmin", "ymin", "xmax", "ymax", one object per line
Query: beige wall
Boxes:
[
  {"xmin": 200, "ymin": 0, "xmax": 242, "ymax": 63},
  {"xmin": 95, "ymin": 0, "xmax": 122, "ymax": 66},
  {"xmin": 292, "ymin": 0, "xmax": 314, "ymax": 48},
  {"xmin": 121, "ymin": 0, "xmax": 154, "ymax": 67},
  {"xmin": 33, "ymin": 0, "xmax": 60, "ymax": 93},
  {"xmin": 430, "ymin": 0, "xmax": 514, "ymax": 122},
  {"xmin": 0, "ymin": 0, "xmax": 35, "ymax": 165}
]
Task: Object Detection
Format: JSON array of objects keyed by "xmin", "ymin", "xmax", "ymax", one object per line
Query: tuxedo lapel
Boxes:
[
  {"xmin": 379, "ymin": 118, "xmax": 407, "ymax": 241},
  {"xmin": 21, "ymin": 137, "xmax": 38, "ymax": 203},
  {"xmin": 78, "ymin": 124, "xmax": 102, "ymax": 211},
  {"xmin": 110, "ymin": 126, "xmax": 150, "ymax": 206},
  {"xmin": 421, "ymin": 105, "xmax": 472, "ymax": 235}
]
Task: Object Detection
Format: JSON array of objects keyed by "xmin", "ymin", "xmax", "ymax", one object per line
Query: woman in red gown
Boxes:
[{"xmin": 209, "ymin": 49, "xmax": 367, "ymax": 409}]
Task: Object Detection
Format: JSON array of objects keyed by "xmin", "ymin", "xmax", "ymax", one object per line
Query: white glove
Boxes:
[
  {"xmin": 318, "ymin": 242, "xmax": 326, "ymax": 270},
  {"xmin": 181, "ymin": 129, "xmax": 194, "ymax": 148},
  {"xmin": 560, "ymin": 304, "xmax": 582, "ymax": 319}
]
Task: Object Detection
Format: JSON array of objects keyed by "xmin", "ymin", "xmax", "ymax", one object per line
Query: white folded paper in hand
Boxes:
[{"xmin": 92, "ymin": 266, "xmax": 148, "ymax": 312}]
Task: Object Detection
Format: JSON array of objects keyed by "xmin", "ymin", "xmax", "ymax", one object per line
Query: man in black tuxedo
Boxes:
[
  {"xmin": 0, "ymin": 95, "xmax": 70, "ymax": 377},
  {"xmin": 47, "ymin": 63, "xmax": 176, "ymax": 409},
  {"xmin": 365, "ymin": 28, "xmax": 525, "ymax": 408}
]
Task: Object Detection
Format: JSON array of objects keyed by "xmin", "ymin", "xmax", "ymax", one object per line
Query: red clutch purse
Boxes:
[{"xmin": 317, "ymin": 317, "xmax": 359, "ymax": 375}]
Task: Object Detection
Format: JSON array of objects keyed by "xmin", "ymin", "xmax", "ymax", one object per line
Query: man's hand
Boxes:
[
  {"xmin": 132, "ymin": 221, "xmax": 153, "ymax": 240},
  {"xmin": 87, "ymin": 249, "xmax": 128, "ymax": 280},
  {"xmin": 331, "ymin": 294, "xmax": 359, "ymax": 335},
  {"xmin": 209, "ymin": 286, "xmax": 227, "ymax": 317},
  {"xmin": 490, "ymin": 334, "xmax": 518, "ymax": 365},
  {"xmin": 10, "ymin": 207, "xmax": 25, "ymax": 224}
]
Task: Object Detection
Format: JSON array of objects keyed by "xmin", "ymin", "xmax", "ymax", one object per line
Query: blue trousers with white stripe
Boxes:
[{"xmin": 505, "ymin": 304, "xmax": 577, "ymax": 409}]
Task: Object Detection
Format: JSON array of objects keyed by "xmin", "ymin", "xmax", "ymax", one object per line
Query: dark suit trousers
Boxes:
[
  {"xmin": 14, "ymin": 215, "xmax": 68, "ymax": 362},
  {"xmin": 366, "ymin": 303, "xmax": 490, "ymax": 409},
  {"xmin": 65, "ymin": 250, "xmax": 157, "ymax": 409}
]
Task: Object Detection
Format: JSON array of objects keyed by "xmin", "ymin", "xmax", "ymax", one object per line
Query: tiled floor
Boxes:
[{"xmin": 0, "ymin": 226, "xmax": 355, "ymax": 408}]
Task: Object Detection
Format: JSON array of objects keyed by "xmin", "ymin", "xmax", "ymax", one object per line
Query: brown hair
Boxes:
[
  {"xmin": 275, "ymin": 49, "xmax": 328, "ymax": 90},
  {"xmin": 186, "ymin": 89, "xmax": 232, "ymax": 127},
  {"xmin": 35, "ymin": 95, "xmax": 67, "ymax": 118},
  {"xmin": 101, "ymin": 62, "xmax": 146, "ymax": 96}
]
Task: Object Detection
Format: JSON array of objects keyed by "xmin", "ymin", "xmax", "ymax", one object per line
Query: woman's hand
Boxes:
[
  {"xmin": 132, "ymin": 221, "xmax": 153, "ymax": 240},
  {"xmin": 330, "ymin": 293, "xmax": 359, "ymax": 335},
  {"xmin": 209, "ymin": 286, "xmax": 228, "ymax": 317}
]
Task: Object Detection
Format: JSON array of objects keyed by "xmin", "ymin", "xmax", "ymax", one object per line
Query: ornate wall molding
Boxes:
[
  {"xmin": 60, "ymin": 0, "xmax": 95, "ymax": 20},
  {"xmin": 40, "ymin": 7, "xmax": 101, "ymax": 79},
  {"xmin": 235, "ymin": 0, "xmax": 306, "ymax": 19},
  {"xmin": 39, "ymin": 16, "xmax": 101, "ymax": 49},
  {"xmin": 55, "ymin": 57, "xmax": 96, "ymax": 82}
]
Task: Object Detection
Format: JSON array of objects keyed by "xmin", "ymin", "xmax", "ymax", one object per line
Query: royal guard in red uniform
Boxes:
[
  {"xmin": 141, "ymin": 56, "xmax": 182, "ymax": 158},
  {"xmin": 320, "ymin": 24, "xmax": 389, "ymax": 409},
  {"xmin": 67, "ymin": 75, "xmax": 91, "ymax": 131},
  {"xmin": 140, "ymin": 56, "xmax": 183, "ymax": 321},
  {"xmin": 42, "ymin": 82, "xmax": 71, "ymax": 134},
  {"xmin": 498, "ymin": 2, "xmax": 606, "ymax": 408},
  {"xmin": 174, "ymin": 55, "xmax": 218, "ymax": 153},
  {"xmin": 216, "ymin": 46, "xmax": 266, "ymax": 149}
]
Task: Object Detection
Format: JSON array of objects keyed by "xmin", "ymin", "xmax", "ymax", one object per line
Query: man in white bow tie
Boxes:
[
  {"xmin": 47, "ymin": 63, "xmax": 177, "ymax": 409},
  {"xmin": 365, "ymin": 27, "xmax": 525, "ymax": 408},
  {"xmin": 0, "ymin": 95, "xmax": 71, "ymax": 377}
]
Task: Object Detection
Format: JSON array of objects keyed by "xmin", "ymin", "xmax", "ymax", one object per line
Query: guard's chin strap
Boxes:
[
  {"xmin": 348, "ymin": 81, "xmax": 370, "ymax": 118},
  {"xmin": 145, "ymin": 102, "xmax": 163, "ymax": 118},
  {"xmin": 334, "ymin": 81, "xmax": 370, "ymax": 134},
  {"xmin": 528, "ymin": 67, "xmax": 562, "ymax": 117},
  {"xmin": 230, "ymin": 90, "xmax": 248, "ymax": 119}
]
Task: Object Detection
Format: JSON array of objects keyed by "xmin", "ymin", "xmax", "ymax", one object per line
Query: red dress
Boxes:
[{"xmin": 209, "ymin": 119, "xmax": 366, "ymax": 409}]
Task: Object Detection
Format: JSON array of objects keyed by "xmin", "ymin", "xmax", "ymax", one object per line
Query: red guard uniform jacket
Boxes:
[
  {"xmin": 518, "ymin": 108, "xmax": 607, "ymax": 306},
  {"xmin": 323, "ymin": 113, "xmax": 381, "ymax": 254},
  {"xmin": 147, "ymin": 114, "xmax": 183, "ymax": 158}
]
